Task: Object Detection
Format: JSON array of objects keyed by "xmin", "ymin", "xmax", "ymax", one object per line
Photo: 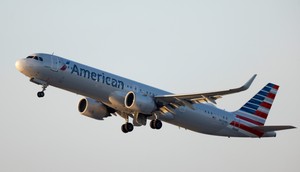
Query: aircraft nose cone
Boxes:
[{"xmin": 15, "ymin": 59, "xmax": 24, "ymax": 72}]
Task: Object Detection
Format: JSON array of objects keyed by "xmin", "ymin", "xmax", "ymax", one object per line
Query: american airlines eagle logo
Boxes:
[{"xmin": 60, "ymin": 61, "xmax": 70, "ymax": 71}]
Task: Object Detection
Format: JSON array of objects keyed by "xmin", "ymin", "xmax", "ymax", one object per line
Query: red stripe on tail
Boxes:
[
  {"xmin": 230, "ymin": 121, "xmax": 264, "ymax": 137},
  {"xmin": 273, "ymin": 85, "xmax": 279, "ymax": 90},
  {"xmin": 260, "ymin": 102, "xmax": 272, "ymax": 109},
  {"xmin": 254, "ymin": 111, "xmax": 268, "ymax": 119},
  {"xmin": 236, "ymin": 115, "xmax": 264, "ymax": 126},
  {"xmin": 267, "ymin": 93, "xmax": 276, "ymax": 99}
]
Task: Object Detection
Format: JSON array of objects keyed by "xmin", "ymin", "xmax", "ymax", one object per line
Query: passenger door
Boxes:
[{"xmin": 51, "ymin": 55, "xmax": 59, "ymax": 72}]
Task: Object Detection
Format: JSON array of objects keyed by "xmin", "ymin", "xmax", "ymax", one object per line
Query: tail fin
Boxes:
[{"xmin": 235, "ymin": 83, "xmax": 279, "ymax": 126}]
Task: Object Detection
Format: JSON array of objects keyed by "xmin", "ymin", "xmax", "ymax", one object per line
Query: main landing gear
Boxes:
[
  {"xmin": 121, "ymin": 120, "xmax": 162, "ymax": 133},
  {"xmin": 121, "ymin": 122, "xmax": 134, "ymax": 133},
  {"xmin": 120, "ymin": 113, "xmax": 134, "ymax": 133},
  {"xmin": 119, "ymin": 113, "xmax": 163, "ymax": 133},
  {"xmin": 150, "ymin": 119, "xmax": 162, "ymax": 130},
  {"xmin": 37, "ymin": 84, "xmax": 48, "ymax": 98}
]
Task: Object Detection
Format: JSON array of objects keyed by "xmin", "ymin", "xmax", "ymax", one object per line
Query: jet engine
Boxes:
[
  {"xmin": 124, "ymin": 91, "xmax": 156, "ymax": 114},
  {"xmin": 78, "ymin": 98, "xmax": 111, "ymax": 120}
]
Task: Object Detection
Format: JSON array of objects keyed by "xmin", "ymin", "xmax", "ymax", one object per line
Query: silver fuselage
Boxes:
[{"xmin": 15, "ymin": 53, "xmax": 276, "ymax": 137}]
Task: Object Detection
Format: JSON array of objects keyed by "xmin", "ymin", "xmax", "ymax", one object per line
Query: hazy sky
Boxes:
[{"xmin": 1, "ymin": 0, "xmax": 299, "ymax": 172}]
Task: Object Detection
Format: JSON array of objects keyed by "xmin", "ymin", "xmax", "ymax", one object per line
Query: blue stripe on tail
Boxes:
[{"xmin": 235, "ymin": 83, "xmax": 279, "ymax": 126}]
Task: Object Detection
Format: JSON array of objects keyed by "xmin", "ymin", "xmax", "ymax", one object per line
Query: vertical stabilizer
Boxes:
[{"xmin": 235, "ymin": 83, "xmax": 279, "ymax": 127}]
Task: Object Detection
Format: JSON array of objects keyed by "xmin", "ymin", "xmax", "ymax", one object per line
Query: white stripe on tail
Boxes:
[{"xmin": 235, "ymin": 83, "xmax": 279, "ymax": 127}]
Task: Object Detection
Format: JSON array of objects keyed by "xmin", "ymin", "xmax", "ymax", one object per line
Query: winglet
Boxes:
[
  {"xmin": 240, "ymin": 74, "xmax": 257, "ymax": 91},
  {"xmin": 225, "ymin": 74, "xmax": 257, "ymax": 94}
]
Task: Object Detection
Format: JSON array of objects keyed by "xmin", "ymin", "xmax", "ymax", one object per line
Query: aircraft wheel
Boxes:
[
  {"xmin": 121, "ymin": 124, "xmax": 128, "ymax": 133},
  {"xmin": 150, "ymin": 120, "xmax": 162, "ymax": 130},
  {"xmin": 37, "ymin": 91, "xmax": 45, "ymax": 98},
  {"xmin": 150, "ymin": 120, "xmax": 156, "ymax": 129},
  {"xmin": 154, "ymin": 120, "xmax": 162, "ymax": 129},
  {"xmin": 121, "ymin": 123, "xmax": 134, "ymax": 133},
  {"xmin": 126, "ymin": 123, "xmax": 134, "ymax": 132}
]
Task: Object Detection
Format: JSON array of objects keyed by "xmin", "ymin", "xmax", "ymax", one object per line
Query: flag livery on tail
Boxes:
[{"xmin": 232, "ymin": 83, "xmax": 280, "ymax": 137}]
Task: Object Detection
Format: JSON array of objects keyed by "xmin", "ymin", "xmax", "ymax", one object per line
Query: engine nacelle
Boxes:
[
  {"xmin": 78, "ymin": 98, "xmax": 110, "ymax": 120},
  {"xmin": 124, "ymin": 91, "xmax": 156, "ymax": 114},
  {"xmin": 109, "ymin": 91, "xmax": 127, "ymax": 110}
]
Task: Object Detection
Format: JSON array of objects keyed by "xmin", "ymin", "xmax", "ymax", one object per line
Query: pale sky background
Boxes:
[{"xmin": 1, "ymin": 0, "xmax": 299, "ymax": 172}]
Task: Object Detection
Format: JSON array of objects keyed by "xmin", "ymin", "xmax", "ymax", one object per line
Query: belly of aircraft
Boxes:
[{"xmin": 162, "ymin": 108, "xmax": 224, "ymax": 135}]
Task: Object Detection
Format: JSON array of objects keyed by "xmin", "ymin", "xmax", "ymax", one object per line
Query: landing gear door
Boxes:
[{"xmin": 51, "ymin": 56, "xmax": 59, "ymax": 72}]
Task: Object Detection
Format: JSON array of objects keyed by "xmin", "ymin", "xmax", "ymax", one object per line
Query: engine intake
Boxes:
[
  {"xmin": 124, "ymin": 91, "xmax": 156, "ymax": 114},
  {"xmin": 78, "ymin": 98, "xmax": 111, "ymax": 120}
]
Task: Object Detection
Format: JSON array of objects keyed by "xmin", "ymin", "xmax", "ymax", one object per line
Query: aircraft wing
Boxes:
[{"xmin": 155, "ymin": 74, "xmax": 257, "ymax": 106}]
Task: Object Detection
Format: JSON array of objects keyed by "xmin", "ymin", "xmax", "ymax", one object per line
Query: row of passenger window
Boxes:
[
  {"xmin": 204, "ymin": 110, "xmax": 228, "ymax": 120},
  {"xmin": 125, "ymin": 85, "xmax": 156, "ymax": 96},
  {"xmin": 27, "ymin": 56, "xmax": 43, "ymax": 61}
]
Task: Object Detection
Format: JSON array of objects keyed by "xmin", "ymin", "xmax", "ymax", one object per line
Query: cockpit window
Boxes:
[{"xmin": 26, "ymin": 56, "xmax": 43, "ymax": 61}]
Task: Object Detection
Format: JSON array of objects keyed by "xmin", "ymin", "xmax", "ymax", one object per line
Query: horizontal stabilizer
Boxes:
[{"xmin": 251, "ymin": 125, "xmax": 296, "ymax": 132}]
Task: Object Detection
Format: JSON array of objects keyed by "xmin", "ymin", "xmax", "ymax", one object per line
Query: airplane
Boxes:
[{"xmin": 15, "ymin": 53, "xmax": 295, "ymax": 137}]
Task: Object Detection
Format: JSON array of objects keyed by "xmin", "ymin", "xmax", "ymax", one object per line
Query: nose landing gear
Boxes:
[
  {"xmin": 37, "ymin": 91, "xmax": 45, "ymax": 98},
  {"xmin": 37, "ymin": 84, "xmax": 48, "ymax": 98},
  {"xmin": 30, "ymin": 78, "xmax": 48, "ymax": 98}
]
